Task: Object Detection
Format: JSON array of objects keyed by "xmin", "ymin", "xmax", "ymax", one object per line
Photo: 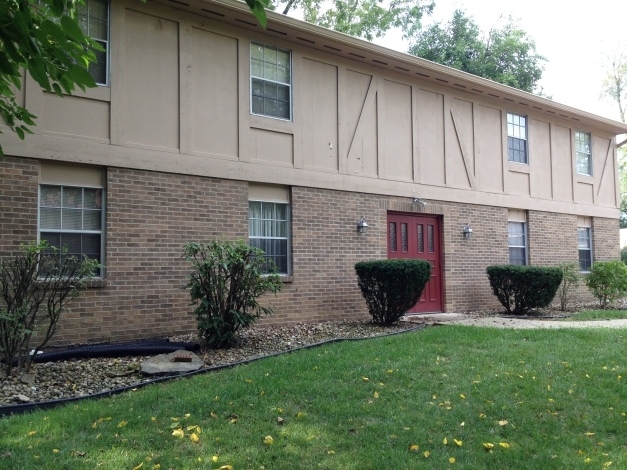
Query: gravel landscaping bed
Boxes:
[{"xmin": 0, "ymin": 319, "xmax": 419, "ymax": 407}]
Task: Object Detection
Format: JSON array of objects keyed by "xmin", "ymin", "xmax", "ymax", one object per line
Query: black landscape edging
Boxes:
[{"xmin": 0, "ymin": 323, "xmax": 426, "ymax": 417}]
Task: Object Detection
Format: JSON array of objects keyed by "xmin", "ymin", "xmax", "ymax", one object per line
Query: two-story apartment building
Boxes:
[{"xmin": 1, "ymin": 0, "xmax": 626, "ymax": 345}]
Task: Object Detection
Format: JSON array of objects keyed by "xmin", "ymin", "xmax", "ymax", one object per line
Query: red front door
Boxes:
[{"xmin": 387, "ymin": 213, "xmax": 443, "ymax": 313}]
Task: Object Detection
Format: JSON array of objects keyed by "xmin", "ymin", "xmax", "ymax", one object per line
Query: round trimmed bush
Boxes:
[
  {"xmin": 486, "ymin": 265, "xmax": 563, "ymax": 315},
  {"xmin": 355, "ymin": 259, "xmax": 432, "ymax": 325}
]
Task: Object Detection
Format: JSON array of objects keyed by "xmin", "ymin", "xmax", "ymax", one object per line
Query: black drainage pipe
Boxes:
[
  {"xmin": 10, "ymin": 340, "xmax": 201, "ymax": 367},
  {"xmin": 0, "ymin": 323, "xmax": 426, "ymax": 417}
]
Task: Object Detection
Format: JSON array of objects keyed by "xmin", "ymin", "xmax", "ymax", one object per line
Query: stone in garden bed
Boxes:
[{"xmin": 140, "ymin": 350, "xmax": 204, "ymax": 376}]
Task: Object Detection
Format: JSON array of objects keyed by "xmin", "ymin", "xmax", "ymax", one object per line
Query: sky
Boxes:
[
  {"xmin": 371, "ymin": 0, "xmax": 627, "ymax": 123},
  {"xmin": 287, "ymin": 0, "xmax": 627, "ymax": 124}
]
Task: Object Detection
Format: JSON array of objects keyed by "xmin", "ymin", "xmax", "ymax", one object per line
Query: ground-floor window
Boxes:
[
  {"xmin": 248, "ymin": 201, "xmax": 290, "ymax": 274},
  {"xmin": 508, "ymin": 221, "xmax": 527, "ymax": 266},
  {"xmin": 578, "ymin": 227, "xmax": 592, "ymax": 271},
  {"xmin": 39, "ymin": 185, "xmax": 104, "ymax": 276}
]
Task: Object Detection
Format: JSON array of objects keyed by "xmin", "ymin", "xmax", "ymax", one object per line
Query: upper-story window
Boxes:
[
  {"xmin": 575, "ymin": 130, "xmax": 592, "ymax": 176},
  {"xmin": 507, "ymin": 112, "xmax": 528, "ymax": 164},
  {"xmin": 250, "ymin": 41, "xmax": 292, "ymax": 120},
  {"xmin": 78, "ymin": 0, "xmax": 109, "ymax": 86}
]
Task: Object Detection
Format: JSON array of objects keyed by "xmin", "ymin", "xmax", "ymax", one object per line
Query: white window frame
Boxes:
[
  {"xmin": 575, "ymin": 130, "xmax": 592, "ymax": 176},
  {"xmin": 578, "ymin": 226, "xmax": 593, "ymax": 272},
  {"xmin": 250, "ymin": 41, "xmax": 292, "ymax": 121},
  {"xmin": 38, "ymin": 184, "xmax": 106, "ymax": 278},
  {"xmin": 507, "ymin": 112, "xmax": 528, "ymax": 164},
  {"xmin": 248, "ymin": 200, "xmax": 291, "ymax": 275},
  {"xmin": 508, "ymin": 221, "xmax": 528, "ymax": 266},
  {"xmin": 78, "ymin": 0, "xmax": 110, "ymax": 87}
]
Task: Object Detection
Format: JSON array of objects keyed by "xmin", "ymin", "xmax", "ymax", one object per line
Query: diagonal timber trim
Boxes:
[{"xmin": 449, "ymin": 108, "xmax": 476, "ymax": 190}]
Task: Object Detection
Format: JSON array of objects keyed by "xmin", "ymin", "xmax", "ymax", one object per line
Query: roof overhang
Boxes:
[{"xmin": 151, "ymin": 0, "xmax": 627, "ymax": 136}]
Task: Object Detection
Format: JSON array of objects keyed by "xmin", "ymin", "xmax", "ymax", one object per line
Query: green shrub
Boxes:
[
  {"xmin": 585, "ymin": 260, "xmax": 627, "ymax": 307},
  {"xmin": 354, "ymin": 259, "xmax": 431, "ymax": 325},
  {"xmin": 183, "ymin": 240, "xmax": 282, "ymax": 349},
  {"xmin": 0, "ymin": 241, "xmax": 100, "ymax": 375},
  {"xmin": 621, "ymin": 246, "xmax": 627, "ymax": 265},
  {"xmin": 486, "ymin": 265, "xmax": 563, "ymax": 315},
  {"xmin": 556, "ymin": 262, "xmax": 581, "ymax": 311}
]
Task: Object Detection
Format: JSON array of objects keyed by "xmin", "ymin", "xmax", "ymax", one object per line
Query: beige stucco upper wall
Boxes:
[{"xmin": 0, "ymin": 0, "xmax": 623, "ymax": 219}]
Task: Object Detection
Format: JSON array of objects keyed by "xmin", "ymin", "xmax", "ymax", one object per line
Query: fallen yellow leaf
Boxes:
[
  {"xmin": 454, "ymin": 439, "xmax": 462, "ymax": 447},
  {"xmin": 131, "ymin": 464, "xmax": 143, "ymax": 470},
  {"xmin": 190, "ymin": 433, "xmax": 199, "ymax": 443},
  {"xmin": 152, "ymin": 465, "xmax": 161, "ymax": 469},
  {"xmin": 327, "ymin": 450, "xmax": 335, "ymax": 455},
  {"xmin": 584, "ymin": 458, "xmax": 591, "ymax": 463},
  {"xmin": 498, "ymin": 420, "xmax": 508, "ymax": 426},
  {"xmin": 27, "ymin": 431, "xmax": 36, "ymax": 436},
  {"xmin": 479, "ymin": 413, "xmax": 486, "ymax": 418},
  {"xmin": 296, "ymin": 412, "xmax": 307, "ymax": 418},
  {"xmin": 212, "ymin": 456, "xmax": 219, "ymax": 463},
  {"xmin": 184, "ymin": 413, "xmax": 190, "ymax": 419},
  {"xmin": 118, "ymin": 421, "xmax": 128, "ymax": 428},
  {"xmin": 460, "ymin": 394, "xmax": 466, "ymax": 399},
  {"xmin": 52, "ymin": 449, "xmax": 59, "ymax": 453},
  {"xmin": 363, "ymin": 377, "xmax": 369, "ymax": 381},
  {"xmin": 499, "ymin": 442, "xmax": 510, "ymax": 449},
  {"xmin": 449, "ymin": 457, "xmax": 456, "ymax": 463},
  {"xmin": 387, "ymin": 369, "xmax": 393, "ymax": 373},
  {"xmin": 150, "ymin": 417, "xmax": 156, "ymax": 422},
  {"xmin": 585, "ymin": 432, "xmax": 595, "ymax": 437},
  {"xmin": 423, "ymin": 451, "xmax": 430, "ymax": 458},
  {"xmin": 409, "ymin": 444, "xmax": 419, "ymax": 452},
  {"xmin": 171, "ymin": 429, "xmax": 184, "ymax": 439},
  {"xmin": 483, "ymin": 443, "xmax": 494, "ymax": 450},
  {"xmin": 277, "ymin": 408, "xmax": 283, "ymax": 413},
  {"xmin": 603, "ymin": 463, "xmax": 613, "ymax": 468},
  {"xmin": 263, "ymin": 435, "xmax": 274, "ymax": 445},
  {"xmin": 218, "ymin": 466, "xmax": 233, "ymax": 470},
  {"xmin": 374, "ymin": 391, "xmax": 379, "ymax": 398},
  {"xmin": 443, "ymin": 437, "xmax": 448, "ymax": 445}
]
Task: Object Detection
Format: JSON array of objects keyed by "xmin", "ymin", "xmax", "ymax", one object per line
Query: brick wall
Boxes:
[
  {"xmin": 0, "ymin": 157, "xmax": 622, "ymax": 345},
  {"xmin": 54, "ymin": 167, "xmax": 249, "ymax": 345},
  {"xmin": 0, "ymin": 157, "xmax": 38, "ymax": 259}
]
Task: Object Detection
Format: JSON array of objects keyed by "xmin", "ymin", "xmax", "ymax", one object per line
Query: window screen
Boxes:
[
  {"xmin": 250, "ymin": 42, "xmax": 291, "ymax": 120},
  {"xmin": 249, "ymin": 201, "xmax": 290, "ymax": 274}
]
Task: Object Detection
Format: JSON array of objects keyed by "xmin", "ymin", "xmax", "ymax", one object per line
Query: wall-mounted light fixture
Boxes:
[
  {"xmin": 357, "ymin": 216, "xmax": 369, "ymax": 234},
  {"xmin": 462, "ymin": 223, "xmax": 473, "ymax": 239},
  {"xmin": 412, "ymin": 197, "xmax": 427, "ymax": 207}
]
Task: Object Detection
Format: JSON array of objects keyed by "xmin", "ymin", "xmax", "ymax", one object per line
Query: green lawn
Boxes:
[
  {"xmin": 1, "ymin": 326, "xmax": 626, "ymax": 469},
  {"xmin": 566, "ymin": 310, "xmax": 627, "ymax": 321}
]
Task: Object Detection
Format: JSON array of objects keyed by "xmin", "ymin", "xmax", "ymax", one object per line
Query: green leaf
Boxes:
[
  {"xmin": 40, "ymin": 19, "xmax": 68, "ymax": 46},
  {"xmin": 0, "ymin": 52, "xmax": 17, "ymax": 76},
  {"xmin": 52, "ymin": 82, "xmax": 63, "ymax": 96},
  {"xmin": 15, "ymin": 126, "xmax": 25, "ymax": 140},
  {"xmin": 68, "ymin": 64, "xmax": 96, "ymax": 88},
  {"xmin": 27, "ymin": 57, "xmax": 51, "ymax": 91},
  {"xmin": 60, "ymin": 15, "xmax": 86, "ymax": 43},
  {"xmin": 50, "ymin": 0, "xmax": 65, "ymax": 17}
]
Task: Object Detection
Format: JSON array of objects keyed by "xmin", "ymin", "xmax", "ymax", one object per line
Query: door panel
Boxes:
[{"xmin": 387, "ymin": 213, "xmax": 443, "ymax": 313}]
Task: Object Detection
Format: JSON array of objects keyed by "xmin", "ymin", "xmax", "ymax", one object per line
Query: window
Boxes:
[
  {"xmin": 578, "ymin": 227, "xmax": 592, "ymax": 271},
  {"xmin": 39, "ymin": 185, "xmax": 104, "ymax": 276},
  {"xmin": 575, "ymin": 130, "xmax": 592, "ymax": 176},
  {"xmin": 249, "ymin": 201, "xmax": 290, "ymax": 274},
  {"xmin": 507, "ymin": 112, "xmax": 528, "ymax": 164},
  {"xmin": 250, "ymin": 41, "xmax": 291, "ymax": 120},
  {"xmin": 508, "ymin": 222, "xmax": 527, "ymax": 266},
  {"xmin": 78, "ymin": 0, "xmax": 109, "ymax": 86}
]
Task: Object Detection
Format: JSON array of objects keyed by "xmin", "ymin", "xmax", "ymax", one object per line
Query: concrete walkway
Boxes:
[{"xmin": 405, "ymin": 313, "xmax": 627, "ymax": 329}]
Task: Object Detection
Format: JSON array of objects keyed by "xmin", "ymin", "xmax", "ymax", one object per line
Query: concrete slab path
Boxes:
[{"xmin": 405, "ymin": 313, "xmax": 627, "ymax": 329}]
